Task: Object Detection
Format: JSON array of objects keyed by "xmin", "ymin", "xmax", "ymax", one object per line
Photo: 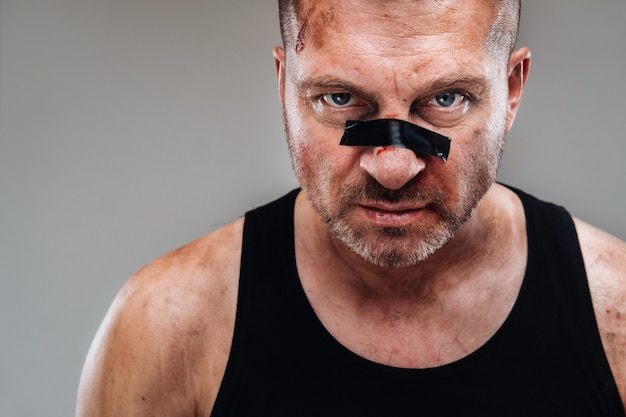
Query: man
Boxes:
[{"xmin": 76, "ymin": 0, "xmax": 626, "ymax": 415}]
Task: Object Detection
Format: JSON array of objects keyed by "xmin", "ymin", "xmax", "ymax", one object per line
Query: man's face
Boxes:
[{"xmin": 276, "ymin": 0, "xmax": 524, "ymax": 267}]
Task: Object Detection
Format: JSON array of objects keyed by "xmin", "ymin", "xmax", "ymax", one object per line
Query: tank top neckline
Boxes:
[{"xmin": 282, "ymin": 186, "xmax": 537, "ymax": 379}]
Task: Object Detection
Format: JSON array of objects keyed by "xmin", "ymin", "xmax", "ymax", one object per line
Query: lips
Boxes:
[{"xmin": 358, "ymin": 202, "xmax": 428, "ymax": 228}]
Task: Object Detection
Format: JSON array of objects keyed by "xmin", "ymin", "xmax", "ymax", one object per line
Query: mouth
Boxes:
[{"xmin": 358, "ymin": 203, "xmax": 429, "ymax": 228}]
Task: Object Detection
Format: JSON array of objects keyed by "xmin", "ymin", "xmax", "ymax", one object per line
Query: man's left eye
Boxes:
[
  {"xmin": 430, "ymin": 92, "xmax": 466, "ymax": 108},
  {"xmin": 322, "ymin": 93, "xmax": 354, "ymax": 107}
]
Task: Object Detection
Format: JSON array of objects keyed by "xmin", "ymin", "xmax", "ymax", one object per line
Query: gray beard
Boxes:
[{"xmin": 314, "ymin": 176, "xmax": 478, "ymax": 268}]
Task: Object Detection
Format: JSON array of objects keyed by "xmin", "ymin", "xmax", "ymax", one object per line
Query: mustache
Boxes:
[{"xmin": 339, "ymin": 175, "xmax": 445, "ymax": 206}]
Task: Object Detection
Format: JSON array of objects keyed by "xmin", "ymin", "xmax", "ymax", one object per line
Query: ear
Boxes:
[
  {"xmin": 505, "ymin": 47, "xmax": 531, "ymax": 132},
  {"xmin": 273, "ymin": 46, "xmax": 286, "ymax": 106}
]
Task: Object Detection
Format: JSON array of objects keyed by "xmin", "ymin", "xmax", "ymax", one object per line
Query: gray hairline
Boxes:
[{"xmin": 485, "ymin": 0, "xmax": 522, "ymax": 60}]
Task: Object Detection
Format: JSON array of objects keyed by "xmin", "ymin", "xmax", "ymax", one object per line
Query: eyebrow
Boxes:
[
  {"xmin": 295, "ymin": 73, "xmax": 489, "ymax": 100},
  {"xmin": 295, "ymin": 75, "xmax": 375, "ymax": 100},
  {"xmin": 426, "ymin": 75, "xmax": 490, "ymax": 96}
]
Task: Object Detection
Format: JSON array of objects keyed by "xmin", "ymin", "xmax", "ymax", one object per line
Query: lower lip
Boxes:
[{"xmin": 359, "ymin": 206, "xmax": 428, "ymax": 228}]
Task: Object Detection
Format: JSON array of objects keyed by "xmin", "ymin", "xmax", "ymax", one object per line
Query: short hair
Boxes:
[
  {"xmin": 486, "ymin": 0, "xmax": 522, "ymax": 59},
  {"xmin": 278, "ymin": 0, "xmax": 521, "ymax": 59},
  {"xmin": 277, "ymin": 0, "xmax": 300, "ymax": 50}
]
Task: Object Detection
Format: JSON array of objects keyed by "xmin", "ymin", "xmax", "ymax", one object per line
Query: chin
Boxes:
[{"xmin": 330, "ymin": 220, "xmax": 459, "ymax": 268}]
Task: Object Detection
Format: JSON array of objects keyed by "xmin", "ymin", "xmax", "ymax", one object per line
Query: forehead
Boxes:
[{"xmin": 290, "ymin": 0, "xmax": 497, "ymax": 60}]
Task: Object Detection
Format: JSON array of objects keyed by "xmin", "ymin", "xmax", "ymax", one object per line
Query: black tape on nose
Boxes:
[{"xmin": 339, "ymin": 119, "xmax": 451, "ymax": 162}]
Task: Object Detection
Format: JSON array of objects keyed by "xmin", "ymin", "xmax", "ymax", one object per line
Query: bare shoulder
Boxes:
[
  {"xmin": 575, "ymin": 218, "xmax": 626, "ymax": 309},
  {"xmin": 574, "ymin": 218, "xmax": 626, "ymax": 406},
  {"xmin": 76, "ymin": 218, "xmax": 244, "ymax": 417}
]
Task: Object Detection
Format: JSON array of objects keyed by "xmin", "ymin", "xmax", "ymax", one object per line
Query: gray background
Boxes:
[{"xmin": 1, "ymin": 1, "xmax": 624, "ymax": 416}]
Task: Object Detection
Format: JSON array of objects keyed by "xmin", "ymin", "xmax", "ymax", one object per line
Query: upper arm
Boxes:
[
  {"xmin": 76, "ymin": 220, "xmax": 243, "ymax": 417},
  {"xmin": 575, "ymin": 218, "xmax": 626, "ymax": 407},
  {"xmin": 76, "ymin": 287, "xmax": 195, "ymax": 416}
]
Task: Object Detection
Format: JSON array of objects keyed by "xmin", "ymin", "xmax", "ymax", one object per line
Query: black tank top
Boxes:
[{"xmin": 210, "ymin": 187, "xmax": 624, "ymax": 416}]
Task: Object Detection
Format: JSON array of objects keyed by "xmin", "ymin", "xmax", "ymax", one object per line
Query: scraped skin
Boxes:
[{"xmin": 295, "ymin": 4, "xmax": 316, "ymax": 54}]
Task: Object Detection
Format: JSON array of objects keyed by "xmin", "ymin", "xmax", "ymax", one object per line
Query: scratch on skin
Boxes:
[
  {"xmin": 433, "ymin": 0, "xmax": 454, "ymax": 10},
  {"xmin": 295, "ymin": 6, "xmax": 316, "ymax": 54}
]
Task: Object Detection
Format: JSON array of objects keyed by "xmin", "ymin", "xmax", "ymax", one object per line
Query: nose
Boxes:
[{"xmin": 359, "ymin": 146, "xmax": 426, "ymax": 190}]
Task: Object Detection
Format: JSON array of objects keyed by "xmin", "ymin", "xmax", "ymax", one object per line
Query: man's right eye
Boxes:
[{"xmin": 321, "ymin": 93, "xmax": 354, "ymax": 107}]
